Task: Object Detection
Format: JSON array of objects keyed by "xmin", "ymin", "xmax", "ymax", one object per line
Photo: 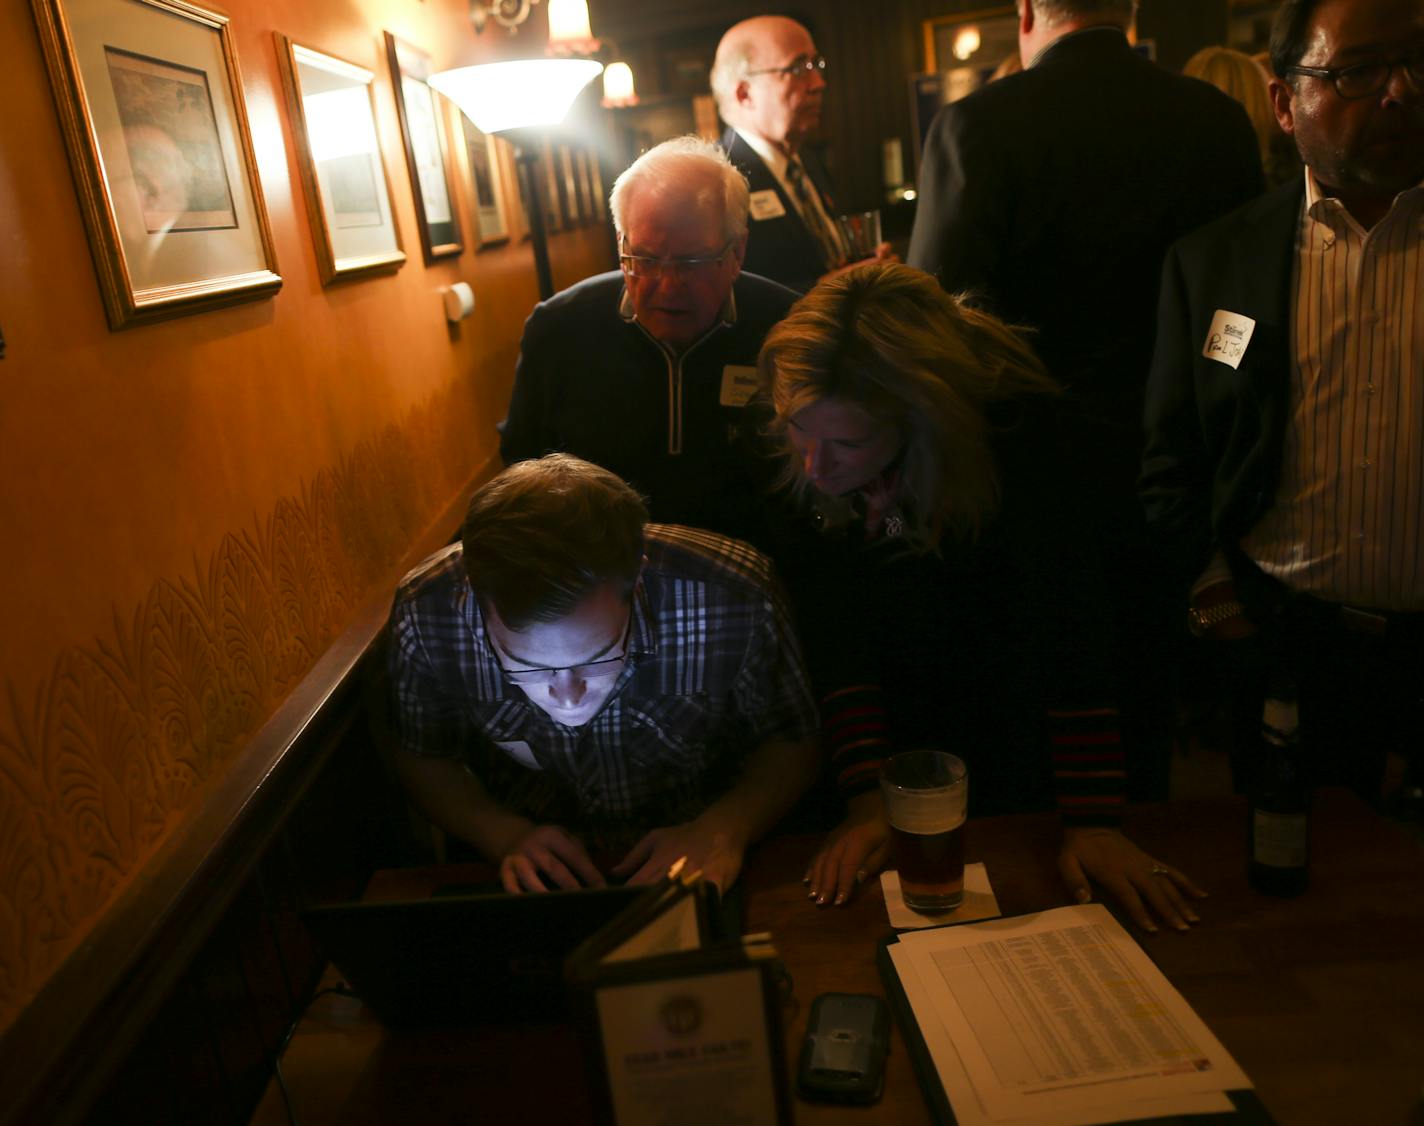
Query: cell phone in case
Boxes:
[{"xmin": 796, "ymin": 992, "xmax": 889, "ymax": 1104}]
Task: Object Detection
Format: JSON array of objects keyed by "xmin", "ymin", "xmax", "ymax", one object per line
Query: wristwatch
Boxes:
[{"xmin": 1187, "ymin": 600, "xmax": 1246, "ymax": 637}]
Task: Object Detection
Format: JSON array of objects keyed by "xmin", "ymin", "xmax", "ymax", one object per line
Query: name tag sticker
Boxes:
[
  {"xmin": 1202, "ymin": 309, "xmax": 1256, "ymax": 369},
  {"xmin": 720, "ymin": 364, "xmax": 760, "ymax": 407},
  {"xmin": 495, "ymin": 740, "xmax": 540, "ymax": 770},
  {"xmin": 748, "ymin": 189, "xmax": 786, "ymax": 220}
]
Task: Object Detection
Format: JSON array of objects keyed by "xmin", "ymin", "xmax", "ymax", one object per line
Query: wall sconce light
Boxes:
[
  {"xmin": 952, "ymin": 26, "xmax": 982, "ymax": 60},
  {"xmin": 471, "ymin": 0, "xmax": 541, "ymax": 36},
  {"xmin": 547, "ymin": 0, "xmax": 593, "ymax": 48},
  {"xmin": 601, "ymin": 61, "xmax": 637, "ymax": 107}
]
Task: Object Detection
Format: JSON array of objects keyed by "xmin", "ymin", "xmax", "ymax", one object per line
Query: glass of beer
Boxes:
[
  {"xmin": 835, "ymin": 209, "xmax": 882, "ymax": 260},
  {"xmin": 880, "ymin": 751, "xmax": 967, "ymax": 912}
]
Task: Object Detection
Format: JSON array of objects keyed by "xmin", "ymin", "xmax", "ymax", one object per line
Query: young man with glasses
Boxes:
[
  {"xmin": 1142, "ymin": 0, "xmax": 1424, "ymax": 810},
  {"xmin": 712, "ymin": 16, "xmax": 893, "ymax": 293},
  {"xmin": 387, "ymin": 454, "xmax": 820, "ymax": 893},
  {"xmin": 499, "ymin": 137, "xmax": 797, "ymax": 545}
]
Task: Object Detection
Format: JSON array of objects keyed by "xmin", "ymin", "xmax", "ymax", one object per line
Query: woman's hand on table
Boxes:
[
  {"xmin": 1058, "ymin": 827, "xmax": 1207, "ymax": 933},
  {"xmin": 805, "ymin": 791, "xmax": 892, "ymax": 907}
]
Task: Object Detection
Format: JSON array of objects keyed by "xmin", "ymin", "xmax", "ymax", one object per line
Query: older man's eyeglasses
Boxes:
[
  {"xmin": 619, "ymin": 240, "xmax": 735, "ymax": 279},
  {"xmin": 745, "ymin": 54, "xmax": 827, "ymax": 81},
  {"xmin": 1286, "ymin": 49, "xmax": 1424, "ymax": 99}
]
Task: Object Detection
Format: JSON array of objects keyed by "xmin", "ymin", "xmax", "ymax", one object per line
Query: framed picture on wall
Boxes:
[
  {"xmin": 540, "ymin": 140, "xmax": 563, "ymax": 233},
  {"xmin": 384, "ymin": 31, "xmax": 462, "ymax": 261},
  {"xmin": 30, "ymin": 0, "xmax": 282, "ymax": 330},
  {"xmin": 511, "ymin": 147, "xmax": 532, "ymax": 240},
  {"xmin": 589, "ymin": 149, "xmax": 608, "ymax": 220},
  {"xmin": 460, "ymin": 114, "xmax": 510, "ymax": 246},
  {"xmin": 558, "ymin": 143, "xmax": 581, "ymax": 227},
  {"xmin": 577, "ymin": 149, "xmax": 598, "ymax": 224},
  {"xmin": 274, "ymin": 35, "xmax": 405, "ymax": 283}
]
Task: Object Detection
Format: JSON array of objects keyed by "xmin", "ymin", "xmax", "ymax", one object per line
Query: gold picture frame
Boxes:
[
  {"xmin": 274, "ymin": 34, "xmax": 405, "ymax": 284},
  {"xmin": 31, "ymin": 0, "xmax": 282, "ymax": 331},
  {"xmin": 384, "ymin": 31, "xmax": 462, "ymax": 262},
  {"xmin": 460, "ymin": 114, "xmax": 510, "ymax": 246},
  {"xmin": 558, "ymin": 142, "xmax": 581, "ymax": 227}
]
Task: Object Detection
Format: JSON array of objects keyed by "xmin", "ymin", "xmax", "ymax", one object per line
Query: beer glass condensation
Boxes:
[{"xmin": 880, "ymin": 751, "xmax": 967, "ymax": 912}]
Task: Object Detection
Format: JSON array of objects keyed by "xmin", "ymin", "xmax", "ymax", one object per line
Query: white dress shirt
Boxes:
[{"xmin": 1240, "ymin": 168, "xmax": 1424, "ymax": 610}]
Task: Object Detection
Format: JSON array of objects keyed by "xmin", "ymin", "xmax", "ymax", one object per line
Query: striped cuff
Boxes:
[
  {"xmin": 1049, "ymin": 707, "xmax": 1125, "ymax": 827},
  {"xmin": 823, "ymin": 683, "xmax": 893, "ymax": 797}
]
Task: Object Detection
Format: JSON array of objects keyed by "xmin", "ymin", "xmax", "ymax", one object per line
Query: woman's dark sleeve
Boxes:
[{"xmin": 996, "ymin": 407, "xmax": 1126, "ymax": 827}]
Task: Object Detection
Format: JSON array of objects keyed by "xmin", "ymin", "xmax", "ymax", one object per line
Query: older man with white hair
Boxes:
[{"xmin": 499, "ymin": 136, "xmax": 797, "ymax": 542}]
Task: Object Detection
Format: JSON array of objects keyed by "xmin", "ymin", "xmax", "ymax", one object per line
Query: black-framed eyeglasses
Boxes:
[
  {"xmin": 745, "ymin": 54, "xmax": 827, "ymax": 80},
  {"xmin": 1286, "ymin": 49, "xmax": 1424, "ymax": 99},
  {"xmin": 492, "ymin": 615, "xmax": 632, "ymax": 686},
  {"xmin": 619, "ymin": 238, "xmax": 736, "ymax": 279}
]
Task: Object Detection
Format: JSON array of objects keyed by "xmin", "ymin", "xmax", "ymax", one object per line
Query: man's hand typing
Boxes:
[
  {"xmin": 612, "ymin": 815, "xmax": 748, "ymax": 891},
  {"xmin": 500, "ymin": 824, "xmax": 606, "ymax": 893}
]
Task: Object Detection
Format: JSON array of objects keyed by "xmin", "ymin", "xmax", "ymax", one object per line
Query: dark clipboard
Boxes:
[{"xmin": 876, "ymin": 934, "xmax": 1275, "ymax": 1125}]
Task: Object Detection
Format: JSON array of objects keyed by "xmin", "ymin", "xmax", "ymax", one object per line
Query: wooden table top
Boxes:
[{"xmin": 251, "ymin": 789, "xmax": 1424, "ymax": 1125}]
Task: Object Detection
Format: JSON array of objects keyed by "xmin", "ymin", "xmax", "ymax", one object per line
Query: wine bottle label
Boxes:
[{"xmin": 1252, "ymin": 810, "xmax": 1308, "ymax": 868}]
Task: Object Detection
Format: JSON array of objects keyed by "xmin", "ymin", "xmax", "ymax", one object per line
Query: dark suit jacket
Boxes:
[
  {"xmin": 907, "ymin": 27, "xmax": 1264, "ymax": 444},
  {"xmin": 1139, "ymin": 177, "xmax": 1304, "ymax": 590},
  {"xmin": 722, "ymin": 127, "xmax": 837, "ymax": 293}
]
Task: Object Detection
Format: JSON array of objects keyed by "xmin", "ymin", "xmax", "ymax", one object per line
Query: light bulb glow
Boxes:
[
  {"xmin": 547, "ymin": 0, "xmax": 592, "ymax": 44},
  {"xmin": 602, "ymin": 62, "xmax": 635, "ymax": 104},
  {"xmin": 953, "ymin": 27, "xmax": 981, "ymax": 60},
  {"xmin": 428, "ymin": 58, "xmax": 603, "ymax": 133}
]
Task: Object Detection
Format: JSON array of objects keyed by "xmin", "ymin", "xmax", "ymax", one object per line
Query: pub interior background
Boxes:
[{"xmin": 0, "ymin": 0, "xmax": 1360, "ymax": 1122}]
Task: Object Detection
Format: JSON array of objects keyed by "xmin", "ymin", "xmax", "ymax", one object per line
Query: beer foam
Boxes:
[{"xmin": 887, "ymin": 789, "xmax": 966, "ymax": 835}]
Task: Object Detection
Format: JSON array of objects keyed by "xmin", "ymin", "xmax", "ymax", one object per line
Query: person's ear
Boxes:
[
  {"xmin": 735, "ymin": 77, "xmax": 754, "ymax": 109},
  {"xmin": 731, "ymin": 231, "xmax": 748, "ymax": 270},
  {"xmin": 1018, "ymin": 0, "xmax": 1034, "ymax": 37},
  {"xmin": 1268, "ymin": 76, "xmax": 1296, "ymax": 135}
]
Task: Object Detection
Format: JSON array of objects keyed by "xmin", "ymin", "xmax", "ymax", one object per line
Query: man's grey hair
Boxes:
[
  {"xmin": 1022, "ymin": 0, "xmax": 1136, "ymax": 25},
  {"xmin": 608, "ymin": 136, "xmax": 751, "ymax": 242}
]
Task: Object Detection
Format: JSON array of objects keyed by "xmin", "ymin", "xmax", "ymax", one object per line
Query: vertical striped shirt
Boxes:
[{"xmin": 1242, "ymin": 169, "xmax": 1424, "ymax": 610}]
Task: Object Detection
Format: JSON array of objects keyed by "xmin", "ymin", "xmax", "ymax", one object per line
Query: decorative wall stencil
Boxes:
[{"xmin": 0, "ymin": 380, "xmax": 478, "ymax": 1034}]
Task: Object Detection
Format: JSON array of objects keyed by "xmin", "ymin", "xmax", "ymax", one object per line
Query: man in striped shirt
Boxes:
[
  {"xmin": 387, "ymin": 454, "xmax": 820, "ymax": 892},
  {"xmin": 1142, "ymin": 0, "xmax": 1423, "ymax": 803}
]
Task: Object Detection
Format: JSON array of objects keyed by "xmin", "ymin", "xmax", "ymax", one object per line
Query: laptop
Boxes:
[{"xmin": 301, "ymin": 877, "xmax": 742, "ymax": 1028}]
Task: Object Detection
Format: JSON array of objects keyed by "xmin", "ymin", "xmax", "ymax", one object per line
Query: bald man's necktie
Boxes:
[{"xmin": 785, "ymin": 156, "xmax": 844, "ymax": 272}]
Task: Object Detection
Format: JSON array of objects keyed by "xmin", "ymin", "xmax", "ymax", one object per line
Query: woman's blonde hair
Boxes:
[
  {"xmin": 759, "ymin": 263, "xmax": 1058, "ymax": 552},
  {"xmin": 1183, "ymin": 46, "xmax": 1276, "ymax": 169}
]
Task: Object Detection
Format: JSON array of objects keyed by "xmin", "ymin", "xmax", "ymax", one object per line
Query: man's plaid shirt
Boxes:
[{"xmin": 388, "ymin": 524, "xmax": 818, "ymax": 845}]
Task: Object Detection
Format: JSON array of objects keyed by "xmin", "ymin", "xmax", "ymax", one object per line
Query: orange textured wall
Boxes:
[{"xmin": 0, "ymin": 0, "xmax": 613, "ymax": 1033}]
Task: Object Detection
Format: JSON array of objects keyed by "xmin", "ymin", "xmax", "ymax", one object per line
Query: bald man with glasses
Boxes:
[
  {"xmin": 387, "ymin": 454, "xmax": 819, "ymax": 893},
  {"xmin": 712, "ymin": 16, "xmax": 893, "ymax": 292},
  {"xmin": 499, "ymin": 136, "xmax": 798, "ymax": 545}
]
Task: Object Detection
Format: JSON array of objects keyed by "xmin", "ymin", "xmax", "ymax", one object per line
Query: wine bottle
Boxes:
[{"xmin": 1247, "ymin": 677, "xmax": 1309, "ymax": 896}]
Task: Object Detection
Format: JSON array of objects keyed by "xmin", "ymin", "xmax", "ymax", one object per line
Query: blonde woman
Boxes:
[
  {"xmin": 1184, "ymin": 46, "xmax": 1299, "ymax": 187},
  {"xmin": 761, "ymin": 263, "xmax": 1205, "ymax": 933}
]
